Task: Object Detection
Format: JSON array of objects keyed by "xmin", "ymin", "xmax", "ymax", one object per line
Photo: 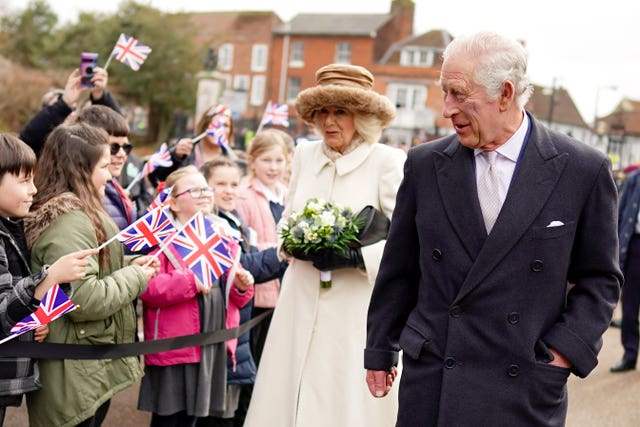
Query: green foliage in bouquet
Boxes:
[{"xmin": 280, "ymin": 198, "xmax": 363, "ymax": 256}]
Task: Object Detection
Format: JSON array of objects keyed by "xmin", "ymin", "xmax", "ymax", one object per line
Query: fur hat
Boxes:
[{"xmin": 295, "ymin": 64, "xmax": 396, "ymax": 128}]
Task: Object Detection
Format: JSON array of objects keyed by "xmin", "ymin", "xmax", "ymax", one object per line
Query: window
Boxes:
[
  {"xmin": 287, "ymin": 77, "xmax": 301, "ymax": 103},
  {"xmin": 234, "ymin": 75, "xmax": 249, "ymax": 91},
  {"xmin": 290, "ymin": 41, "xmax": 304, "ymax": 67},
  {"xmin": 400, "ymin": 47, "xmax": 436, "ymax": 67},
  {"xmin": 251, "ymin": 44, "xmax": 268, "ymax": 72},
  {"xmin": 218, "ymin": 44, "xmax": 234, "ymax": 71},
  {"xmin": 250, "ymin": 75, "xmax": 266, "ymax": 106},
  {"xmin": 388, "ymin": 83, "xmax": 427, "ymax": 110},
  {"xmin": 335, "ymin": 42, "xmax": 351, "ymax": 64}
]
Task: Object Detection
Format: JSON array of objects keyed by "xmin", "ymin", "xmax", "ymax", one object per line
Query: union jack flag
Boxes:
[
  {"xmin": 261, "ymin": 101, "xmax": 290, "ymax": 128},
  {"xmin": 2, "ymin": 284, "xmax": 76, "ymax": 343},
  {"xmin": 111, "ymin": 33, "xmax": 152, "ymax": 71},
  {"xmin": 172, "ymin": 213, "xmax": 234, "ymax": 288},
  {"xmin": 206, "ymin": 116, "xmax": 233, "ymax": 152},
  {"xmin": 117, "ymin": 207, "xmax": 175, "ymax": 252},
  {"xmin": 146, "ymin": 186, "xmax": 173, "ymax": 213},
  {"xmin": 142, "ymin": 142, "xmax": 173, "ymax": 177}
]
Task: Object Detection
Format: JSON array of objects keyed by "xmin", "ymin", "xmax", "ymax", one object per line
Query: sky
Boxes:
[{"xmin": 4, "ymin": 0, "xmax": 638, "ymax": 124}]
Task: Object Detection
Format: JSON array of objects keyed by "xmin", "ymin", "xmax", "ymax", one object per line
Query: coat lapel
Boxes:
[
  {"xmin": 434, "ymin": 139, "xmax": 486, "ymax": 261},
  {"xmin": 455, "ymin": 119, "xmax": 569, "ymax": 302}
]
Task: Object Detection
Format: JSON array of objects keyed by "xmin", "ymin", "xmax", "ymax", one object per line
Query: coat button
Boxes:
[
  {"xmin": 507, "ymin": 364, "xmax": 520, "ymax": 377},
  {"xmin": 432, "ymin": 249, "xmax": 442, "ymax": 261},
  {"xmin": 450, "ymin": 305, "xmax": 462, "ymax": 318},
  {"xmin": 507, "ymin": 312, "xmax": 519, "ymax": 324},
  {"xmin": 444, "ymin": 357, "xmax": 456, "ymax": 369},
  {"xmin": 530, "ymin": 260, "xmax": 543, "ymax": 272}
]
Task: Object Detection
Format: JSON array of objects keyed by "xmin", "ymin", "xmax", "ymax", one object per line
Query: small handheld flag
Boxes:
[
  {"xmin": 125, "ymin": 143, "xmax": 173, "ymax": 192},
  {"xmin": 117, "ymin": 207, "xmax": 176, "ymax": 252},
  {"xmin": 172, "ymin": 213, "xmax": 234, "ymax": 289},
  {"xmin": 261, "ymin": 101, "xmax": 290, "ymax": 128},
  {"xmin": 0, "ymin": 284, "xmax": 76, "ymax": 344},
  {"xmin": 107, "ymin": 33, "xmax": 152, "ymax": 71}
]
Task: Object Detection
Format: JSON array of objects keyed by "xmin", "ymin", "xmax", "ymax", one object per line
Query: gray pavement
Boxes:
[{"xmin": 5, "ymin": 308, "xmax": 638, "ymax": 426}]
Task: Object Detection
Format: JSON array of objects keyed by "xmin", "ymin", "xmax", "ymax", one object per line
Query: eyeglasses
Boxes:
[
  {"xmin": 110, "ymin": 142, "xmax": 133, "ymax": 155},
  {"xmin": 174, "ymin": 187, "xmax": 215, "ymax": 199}
]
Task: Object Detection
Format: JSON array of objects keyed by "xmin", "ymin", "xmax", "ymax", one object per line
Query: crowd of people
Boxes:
[{"xmin": 0, "ymin": 30, "xmax": 627, "ymax": 427}]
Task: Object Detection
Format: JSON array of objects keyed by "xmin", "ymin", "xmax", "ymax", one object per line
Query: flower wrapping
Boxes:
[{"xmin": 280, "ymin": 198, "xmax": 362, "ymax": 288}]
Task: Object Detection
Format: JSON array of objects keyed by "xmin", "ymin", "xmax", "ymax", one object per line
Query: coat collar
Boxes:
[
  {"xmin": 435, "ymin": 114, "xmax": 569, "ymax": 301},
  {"xmin": 311, "ymin": 141, "xmax": 376, "ymax": 176}
]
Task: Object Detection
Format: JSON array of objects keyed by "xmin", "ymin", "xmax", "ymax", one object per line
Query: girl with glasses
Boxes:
[{"xmin": 137, "ymin": 165, "xmax": 254, "ymax": 427}]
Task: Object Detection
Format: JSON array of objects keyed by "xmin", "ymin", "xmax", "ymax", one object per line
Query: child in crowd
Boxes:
[
  {"xmin": 198, "ymin": 158, "xmax": 288, "ymax": 427},
  {"xmin": 0, "ymin": 134, "xmax": 96, "ymax": 425},
  {"xmin": 24, "ymin": 123, "xmax": 157, "ymax": 427},
  {"xmin": 74, "ymin": 105, "xmax": 138, "ymax": 232},
  {"xmin": 235, "ymin": 128, "xmax": 291, "ymax": 366},
  {"xmin": 137, "ymin": 165, "xmax": 254, "ymax": 427}
]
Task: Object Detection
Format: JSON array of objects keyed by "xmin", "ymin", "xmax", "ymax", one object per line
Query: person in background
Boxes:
[
  {"xmin": 24, "ymin": 123, "xmax": 157, "ymax": 427},
  {"xmin": 74, "ymin": 105, "xmax": 137, "ymax": 233},
  {"xmin": 137, "ymin": 165, "xmax": 254, "ymax": 427},
  {"xmin": 119, "ymin": 152, "xmax": 155, "ymax": 218},
  {"xmin": 244, "ymin": 63, "xmax": 405, "ymax": 427},
  {"xmin": 148, "ymin": 104, "xmax": 245, "ymax": 187},
  {"xmin": 0, "ymin": 134, "xmax": 96, "ymax": 426},
  {"xmin": 199, "ymin": 158, "xmax": 288, "ymax": 427},
  {"xmin": 365, "ymin": 31, "xmax": 621, "ymax": 427},
  {"xmin": 611, "ymin": 169, "xmax": 640, "ymax": 372},
  {"xmin": 20, "ymin": 66, "xmax": 120, "ymax": 156},
  {"xmin": 235, "ymin": 129, "xmax": 291, "ymax": 367}
]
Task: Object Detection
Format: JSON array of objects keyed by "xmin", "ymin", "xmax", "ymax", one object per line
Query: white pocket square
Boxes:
[{"xmin": 546, "ymin": 221, "xmax": 565, "ymax": 228}]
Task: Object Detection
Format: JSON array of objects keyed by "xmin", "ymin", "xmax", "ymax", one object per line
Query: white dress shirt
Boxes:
[{"xmin": 474, "ymin": 112, "xmax": 530, "ymax": 208}]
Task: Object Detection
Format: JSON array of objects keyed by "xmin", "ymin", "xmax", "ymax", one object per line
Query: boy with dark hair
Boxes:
[{"xmin": 0, "ymin": 134, "xmax": 95, "ymax": 424}]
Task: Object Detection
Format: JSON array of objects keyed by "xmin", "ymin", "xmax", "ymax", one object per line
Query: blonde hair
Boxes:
[
  {"xmin": 166, "ymin": 165, "xmax": 202, "ymax": 205},
  {"xmin": 247, "ymin": 129, "xmax": 291, "ymax": 177}
]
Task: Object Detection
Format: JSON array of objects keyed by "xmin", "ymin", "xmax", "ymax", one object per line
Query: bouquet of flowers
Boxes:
[{"xmin": 280, "ymin": 198, "xmax": 362, "ymax": 288}]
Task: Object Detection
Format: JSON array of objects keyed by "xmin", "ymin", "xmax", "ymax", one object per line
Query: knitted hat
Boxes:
[{"xmin": 295, "ymin": 64, "xmax": 396, "ymax": 127}]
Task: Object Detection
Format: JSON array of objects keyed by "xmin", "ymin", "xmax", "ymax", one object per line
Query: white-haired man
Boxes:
[{"xmin": 365, "ymin": 31, "xmax": 622, "ymax": 426}]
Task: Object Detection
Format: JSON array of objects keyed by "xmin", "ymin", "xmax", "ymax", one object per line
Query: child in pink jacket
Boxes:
[{"xmin": 137, "ymin": 165, "xmax": 254, "ymax": 426}]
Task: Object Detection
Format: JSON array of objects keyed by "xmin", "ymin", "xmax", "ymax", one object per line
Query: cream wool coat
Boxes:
[{"xmin": 245, "ymin": 140, "xmax": 405, "ymax": 427}]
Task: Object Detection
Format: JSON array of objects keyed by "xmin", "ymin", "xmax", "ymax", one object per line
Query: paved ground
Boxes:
[{"xmin": 5, "ymin": 307, "xmax": 639, "ymax": 426}]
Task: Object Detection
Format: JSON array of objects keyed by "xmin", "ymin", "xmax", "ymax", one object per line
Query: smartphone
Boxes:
[{"xmin": 80, "ymin": 52, "xmax": 99, "ymax": 88}]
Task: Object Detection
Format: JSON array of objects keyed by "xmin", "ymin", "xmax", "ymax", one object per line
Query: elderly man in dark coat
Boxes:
[{"xmin": 364, "ymin": 31, "xmax": 622, "ymax": 427}]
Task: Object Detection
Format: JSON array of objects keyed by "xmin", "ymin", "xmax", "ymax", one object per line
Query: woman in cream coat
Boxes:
[{"xmin": 244, "ymin": 64, "xmax": 406, "ymax": 427}]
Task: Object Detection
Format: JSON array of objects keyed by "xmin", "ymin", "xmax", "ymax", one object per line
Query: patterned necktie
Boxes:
[{"xmin": 477, "ymin": 150, "xmax": 501, "ymax": 233}]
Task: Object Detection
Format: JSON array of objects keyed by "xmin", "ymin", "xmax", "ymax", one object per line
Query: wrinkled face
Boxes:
[
  {"xmin": 207, "ymin": 165, "xmax": 241, "ymax": 213},
  {"xmin": 440, "ymin": 53, "xmax": 504, "ymax": 150},
  {"xmin": 91, "ymin": 146, "xmax": 112, "ymax": 197},
  {"xmin": 108, "ymin": 135, "xmax": 130, "ymax": 178},
  {"xmin": 315, "ymin": 106, "xmax": 356, "ymax": 153},
  {"xmin": 170, "ymin": 173, "xmax": 214, "ymax": 223},
  {"xmin": 250, "ymin": 146, "xmax": 287, "ymax": 190},
  {"xmin": 0, "ymin": 170, "xmax": 37, "ymax": 218}
]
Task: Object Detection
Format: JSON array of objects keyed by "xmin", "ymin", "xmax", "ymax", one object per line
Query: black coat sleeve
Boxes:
[{"xmin": 239, "ymin": 247, "xmax": 288, "ymax": 284}]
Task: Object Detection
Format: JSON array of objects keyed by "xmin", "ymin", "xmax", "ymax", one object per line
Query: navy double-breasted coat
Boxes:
[{"xmin": 365, "ymin": 113, "xmax": 622, "ymax": 427}]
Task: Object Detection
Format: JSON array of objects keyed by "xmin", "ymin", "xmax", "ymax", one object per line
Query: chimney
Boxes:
[{"xmin": 390, "ymin": 0, "xmax": 415, "ymax": 38}]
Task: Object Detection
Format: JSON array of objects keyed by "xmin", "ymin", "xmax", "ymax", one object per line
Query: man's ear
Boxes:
[{"xmin": 499, "ymin": 81, "xmax": 516, "ymax": 111}]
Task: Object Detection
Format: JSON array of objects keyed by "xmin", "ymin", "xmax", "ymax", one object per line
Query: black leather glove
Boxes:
[
  {"xmin": 287, "ymin": 246, "xmax": 318, "ymax": 261},
  {"xmin": 356, "ymin": 206, "xmax": 390, "ymax": 246},
  {"xmin": 311, "ymin": 247, "xmax": 364, "ymax": 271}
]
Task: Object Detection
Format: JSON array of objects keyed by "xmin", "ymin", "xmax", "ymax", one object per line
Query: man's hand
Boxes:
[
  {"xmin": 366, "ymin": 367, "xmax": 398, "ymax": 398},
  {"xmin": 548, "ymin": 348, "xmax": 572, "ymax": 369}
]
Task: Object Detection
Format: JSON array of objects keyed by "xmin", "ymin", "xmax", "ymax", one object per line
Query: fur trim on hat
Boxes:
[
  {"xmin": 295, "ymin": 64, "xmax": 396, "ymax": 128},
  {"xmin": 295, "ymin": 85, "xmax": 396, "ymax": 128}
]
